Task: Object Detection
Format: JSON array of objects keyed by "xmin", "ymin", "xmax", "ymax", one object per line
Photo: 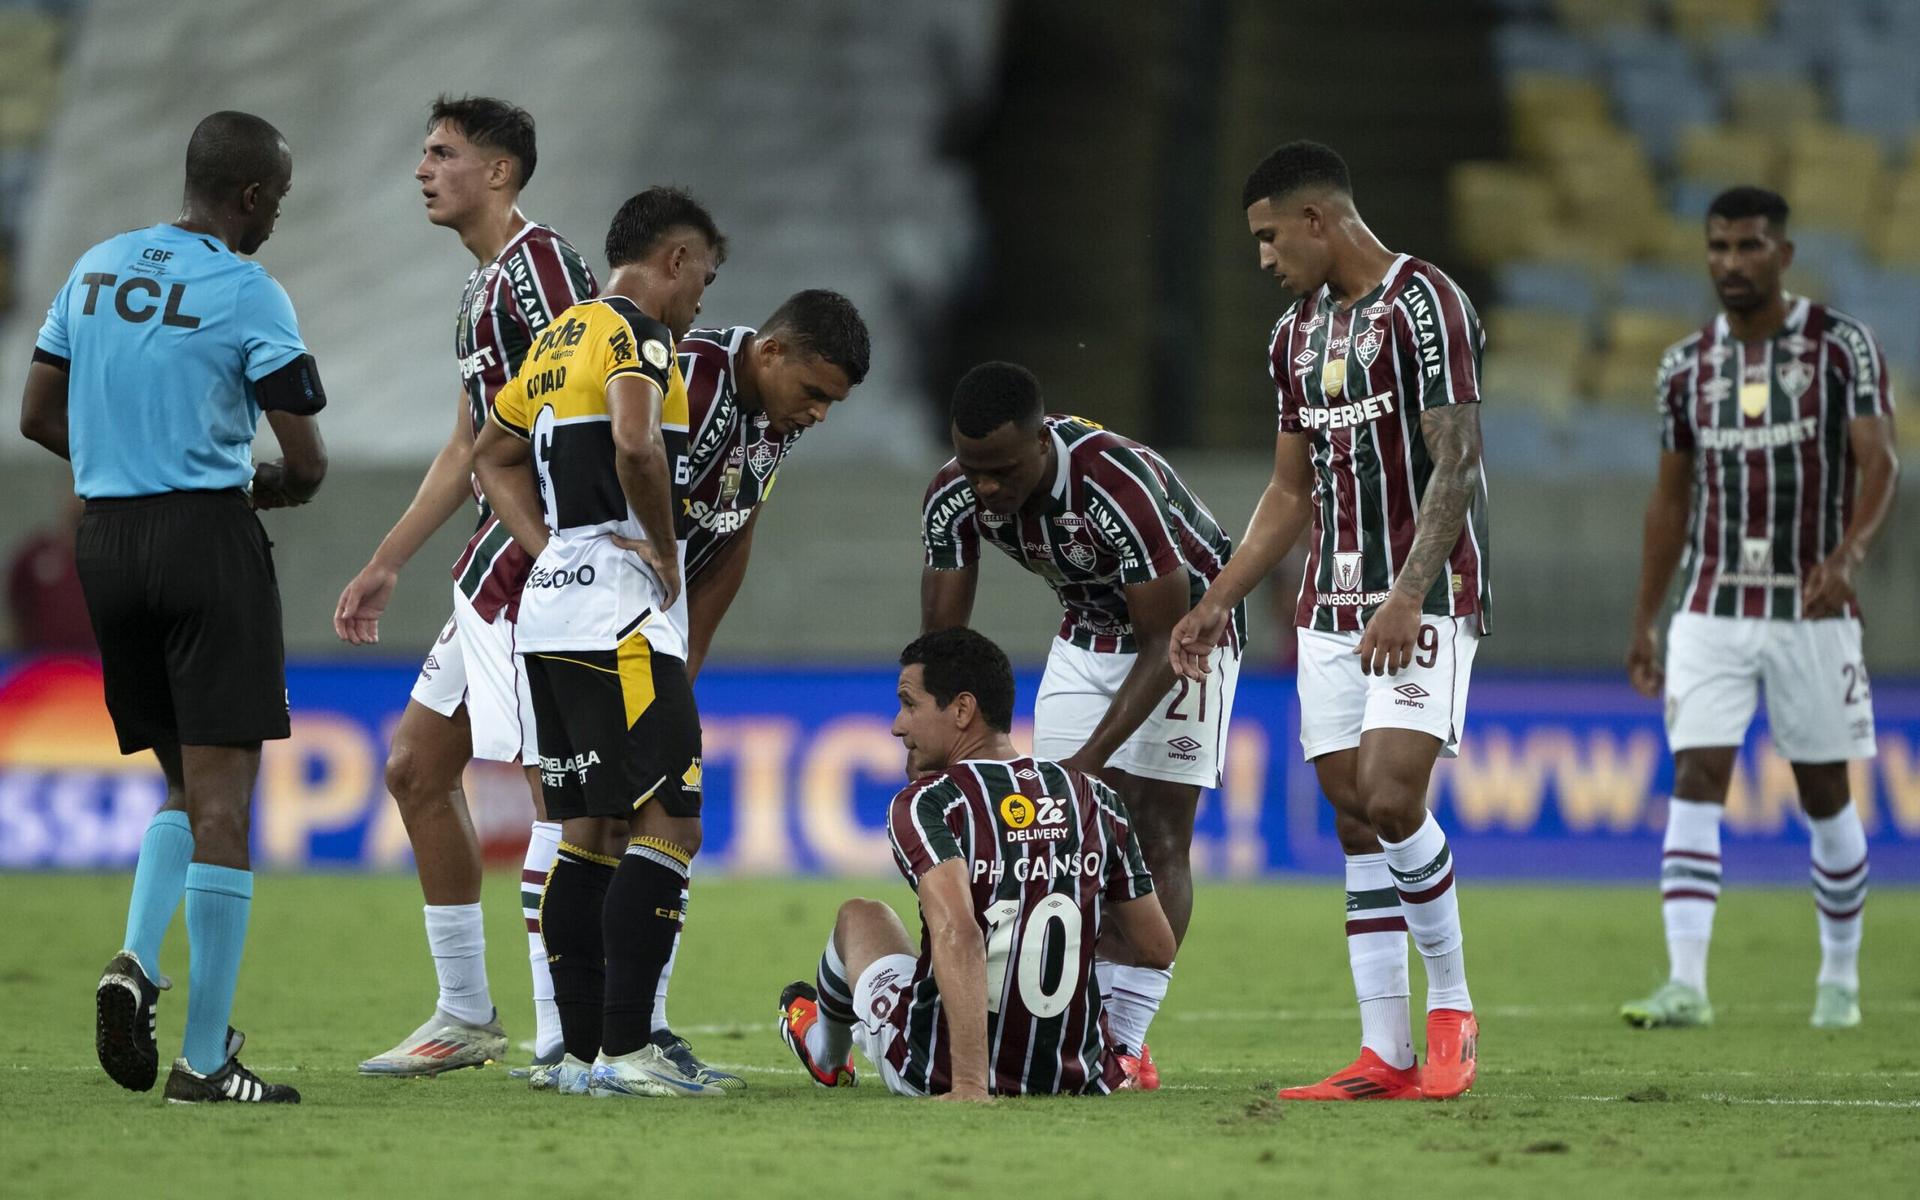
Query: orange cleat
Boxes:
[
  {"xmin": 777, "ymin": 981, "xmax": 856, "ymax": 1088},
  {"xmin": 1420, "ymin": 1008, "xmax": 1478, "ymax": 1099},
  {"xmin": 1276, "ymin": 1047, "xmax": 1421, "ymax": 1101},
  {"xmin": 1115, "ymin": 1042, "xmax": 1162, "ymax": 1091}
]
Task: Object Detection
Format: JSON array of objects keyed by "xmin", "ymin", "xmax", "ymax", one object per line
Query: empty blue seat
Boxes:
[
  {"xmin": 1496, "ymin": 262, "xmax": 1602, "ymax": 325},
  {"xmin": 1616, "ymin": 264, "xmax": 1713, "ymax": 318}
]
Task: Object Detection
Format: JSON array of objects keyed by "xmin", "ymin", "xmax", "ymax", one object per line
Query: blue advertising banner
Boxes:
[{"xmin": 1, "ymin": 656, "xmax": 1915, "ymax": 880}]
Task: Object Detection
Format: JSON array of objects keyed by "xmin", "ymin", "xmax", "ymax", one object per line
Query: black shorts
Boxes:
[
  {"xmin": 76, "ymin": 489, "xmax": 289, "ymax": 754},
  {"xmin": 525, "ymin": 632, "xmax": 702, "ymax": 821}
]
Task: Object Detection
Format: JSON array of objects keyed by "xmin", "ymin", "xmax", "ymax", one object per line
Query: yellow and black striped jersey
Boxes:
[{"xmin": 490, "ymin": 296, "xmax": 692, "ymax": 658}]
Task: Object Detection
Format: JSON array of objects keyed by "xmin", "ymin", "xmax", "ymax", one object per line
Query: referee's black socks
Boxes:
[
  {"xmin": 601, "ymin": 837, "xmax": 692, "ymax": 1057},
  {"xmin": 544, "ymin": 843, "xmax": 616, "ymax": 1063}
]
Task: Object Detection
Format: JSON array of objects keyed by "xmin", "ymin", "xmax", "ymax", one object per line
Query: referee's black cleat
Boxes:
[
  {"xmin": 164, "ymin": 1048, "xmax": 300, "ymax": 1105},
  {"xmin": 96, "ymin": 950, "xmax": 167, "ymax": 1092}
]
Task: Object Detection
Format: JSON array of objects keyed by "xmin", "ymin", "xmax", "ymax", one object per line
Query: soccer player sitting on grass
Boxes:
[{"xmin": 777, "ymin": 628, "xmax": 1176, "ymax": 1098}]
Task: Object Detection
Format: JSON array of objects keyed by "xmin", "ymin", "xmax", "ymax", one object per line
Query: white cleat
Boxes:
[
  {"xmin": 588, "ymin": 1044, "xmax": 727, "ymax": 1099},
  {"xmin": 545, "ymin": 1053, "xmax": 593, "ymax": 1095},
  {"xmin": 358, "ymin": 1008, "xmax": 507, "ymax": 1077}
]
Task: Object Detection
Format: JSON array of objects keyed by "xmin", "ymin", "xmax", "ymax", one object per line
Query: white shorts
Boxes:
[
  {"xmin": 1664, "ymin": 612, "xmax": 1877, "ymax": 762},
  {"xmin": 408, "ymin": 588, "xmax": 540, "ymax": 766},
  {"xmin": 1031, "ymin": 637, "xmax": 1242, "ymax": 788},
  {"xmin": 851, "ymin": 953, "xmax": 923, "ymax": 1097},
  {"xmin": 1296, "ymin": 615, "xmax": 1478, "ymax": 761}
]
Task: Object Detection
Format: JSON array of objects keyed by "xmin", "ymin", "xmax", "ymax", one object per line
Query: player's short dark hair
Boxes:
[
  {"xmin": 950, "ymin": 361, "xmax": 1043, "ymax": 439},
  {"xmin": 763, "ymin": 290, "xmax": 871, "ymax": 386},
  {"xmin": 429, "ymin": 95, "xmax": 537, "ymax": 188},
  {"xmin": 900, "ymin": 628, "xmax": 1015, "ymax": 733},
  {"xmin": 605, "ymin": 186, "xmax": 728, "ymax": 270},
  {"xmin": 1707, "ymin": 185, "xmax": 1789, "ymax": 231},
  {"xmin": 183, "ymin": 111, "xmax": 289, "ymax": 205},
  {"xmin": 1241, "ymin": 140, "xmax": 1352, "ymax": 209}
]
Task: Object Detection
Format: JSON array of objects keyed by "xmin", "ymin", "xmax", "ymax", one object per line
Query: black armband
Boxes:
[
  {"xmin": 31, "ymin": 347, "xmax": 70, "ymax": 373},
  {"xmin": 255, "ymin": 353, "xmax": 328, "ymax": 415}
]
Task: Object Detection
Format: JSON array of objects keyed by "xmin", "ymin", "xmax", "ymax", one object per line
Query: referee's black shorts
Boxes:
[{"xmin": 75, "ymin": 489, "xmax": 289, "ymax": 754}]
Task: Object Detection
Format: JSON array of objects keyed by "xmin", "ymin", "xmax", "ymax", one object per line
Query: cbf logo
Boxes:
[{"xmin": 1334, "ymin": 551, "xmax": 1363, "ymax": 593}]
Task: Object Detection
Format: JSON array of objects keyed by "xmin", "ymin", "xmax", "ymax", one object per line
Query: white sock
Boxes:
[
  {"xmin": 1662, "ymin": 798, "xmax": 1722, "ymax": 994},
  {"xmin": 1345, "ymin": 852, "xmax": 1414, "ymax": 1069},
  {"xmin": 424, "ymin": 902, "xmax": 492, "ymax": 1026},
  {"xmin": 523, "ymin": 821, "xmax": 563, "ymax": 1056},
  {"xmin": 653, "ymin": 883, "xmax": 688, "ymax": 1034},
  {"xmin": 809, "ymin": 934, "xmax": 855, "ymax": 1067},
  {"xmin": 1808, "ymin": 806, "xmax": 1868, "ymax": 990},
  {"xmin": 1094, "ymin": 961, "xmax": 1173, "ymax": 1054},
  {"xmin": 1381, "ymin": 813, "xmax": 1471, "ymax": 1012}
]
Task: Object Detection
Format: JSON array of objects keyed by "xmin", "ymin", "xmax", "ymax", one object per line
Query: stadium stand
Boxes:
[
  {"xmin": 1461, "ymin": 0, "xmax": 1920, "ymax": 454},
  {"xmin": 0, "ymin": 2, "xmax": 78, "ymax": 321}
]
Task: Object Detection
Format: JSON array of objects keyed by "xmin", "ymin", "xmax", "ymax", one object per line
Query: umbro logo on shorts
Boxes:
[
  {"xmin": 1167, "ymin": 736, "xmax": 1202, "ymax": 761},
  {"xmin": 1393, "ymin": 683, "xmax": 1429, "ymax": 709}
]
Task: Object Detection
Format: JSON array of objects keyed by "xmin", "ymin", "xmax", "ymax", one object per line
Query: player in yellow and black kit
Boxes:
[{"xmin": 474, "ymin": 187, "xmax": 725, "ymax": 1099}]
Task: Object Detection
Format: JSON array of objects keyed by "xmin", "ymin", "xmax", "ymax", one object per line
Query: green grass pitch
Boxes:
[{"xmin": 2, "ymin": 873, "xmax": 1916, "ymax": 1198}]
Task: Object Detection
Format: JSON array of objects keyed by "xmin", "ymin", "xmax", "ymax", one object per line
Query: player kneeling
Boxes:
[{"xmin": 778, "ymin": 628, "xmax": 1175, "ymax": 1099}]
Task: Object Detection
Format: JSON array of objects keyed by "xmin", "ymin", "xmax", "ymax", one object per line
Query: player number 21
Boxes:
[{"xmin": 982, "ymin": 894, "xmax": 1082, "ymax": 1019}]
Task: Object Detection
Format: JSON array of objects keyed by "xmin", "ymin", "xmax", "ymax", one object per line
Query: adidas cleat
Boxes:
[
  {"xmin": 654, "ymin": 1029, "xmax": 745, "ymax": 1092},
  {"xmin": 96, "ymin": 950, "xmax": 169, "ymax": 1092},
  {"xmin": 164, "ymin": 1051, "xmax": 299, "ymax": 1105},
  {"xmin": 1277, "ymin": 1048, "xmax": 1422, "ymax": 1101},
  {"xmin": 1811, "ymin": 982, "xmax": 1861, "ymax": 1030},
  {"xmin": 778, "ymin": 981, "xmax": 855, "ymax": 1088},
  {"xmin": 1421, "ymin": 1009, "xmax": 1479, "ymax": 1099},
  {"xmin": 588, "ymin": 1044, "xmax": 727, "ymax": 1099},
  {"xmin": 1621, "ymin": 980, "xmax": 1713, "ymax": 1029},
  {"xmin": 358, "ymin": 1008, "xmax": 507, "ymax": 1076}
]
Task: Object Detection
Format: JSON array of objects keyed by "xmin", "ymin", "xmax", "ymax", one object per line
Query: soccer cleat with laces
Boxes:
[
  {"xmin": 589, "ymin": 1043, "xmax": 727, "ymax": 1098},
  {"xmin": 537, "ymin": 1053, "xmax": 593, "ymax": 1094},
  {"xmin": 1276, "ymin": 1047, "xmax": 1422, "ymax": 1101},
  {"xmin": 1810, "ymin": 982, "xmax": 1861, "ymax": 1029},
  {"xmin": 96, "ymin": 950, "xmax": 170, "ymax": 1092},
  {"xmin": 358, "ymin": 1008, "xmax": 507, "ymax": 1076},
  {"xmin": 1621, "ymin": 980, "xmax": 1714, "ymax": 1029},
  {"xmin": 508, "ymin": 1046, "xmax": 563, "ymax": 1081},
  {"xmin": 1421, "ymin": 1009, "xmax": 1479, "ymax": 1099},
  {"xmin": 163, "ymin": 1046, "xmax": 300, "ymax": 1105},
  {"xmin": 1113, "ymin": 1042, "xmax": 1161, "ymax": 1091},
  {"xmin": 654, "ymin": 1029, "xmax": 746, "ymax": 1092},
  {"xmin": 778, "ymin": 981, "xmax": 855, "ymax": 1088}
]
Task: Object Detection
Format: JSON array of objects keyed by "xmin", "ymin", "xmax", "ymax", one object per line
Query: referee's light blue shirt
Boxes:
[{"xmin": 35, "ymin": 223, "xmax": 308, "ymax": 499}]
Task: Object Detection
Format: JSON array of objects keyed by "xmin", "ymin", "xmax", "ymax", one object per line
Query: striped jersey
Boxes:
[
  {"xmin": 679, "ymin": 326, "xmax": 804, "ymax": 581},
  {"xmin": 487, "ymin": 297, "xmax": 692, "ymax": 657},
  {"xmin": 922, "ymin": 415, "xmax": 1245, "ymax": 655},
  {"xmin": 1658, "ymin": 296, "xmax": 1893, "ymax": 620},
  {"xmin": 450, "ymin": 221, "xmax": 598, "ymax": 621},
  {"xmin": 884, "ymin": 756, "xmax": 1155, "ymax": 1096},
  {"xmin": 1268, "ymin": 253, "xmax": 1492, "ymax": 634}
]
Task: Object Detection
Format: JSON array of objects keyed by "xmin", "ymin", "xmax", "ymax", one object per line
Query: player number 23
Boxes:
[{"xmin": 982, "ymin": 894, "xmax": 1082, "ymax": 1019}]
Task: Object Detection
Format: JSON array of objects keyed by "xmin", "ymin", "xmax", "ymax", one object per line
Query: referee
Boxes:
[{"xmin": 18, "ymin": 111, "xmax": 327, "ymax": 1105}]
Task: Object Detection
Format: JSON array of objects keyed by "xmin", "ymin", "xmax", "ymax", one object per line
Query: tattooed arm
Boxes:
[{"xmin": 1354, "ymin": 403, "xmax": 1482, "ymax": 676}]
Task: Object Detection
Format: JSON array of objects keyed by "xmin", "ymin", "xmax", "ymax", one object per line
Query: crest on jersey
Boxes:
[
  {"xmin": 1321, "ymin": 358, "xmax": 1347, "ymax": 399},
  {"xmin": 1741, "ymin": 536, "xmax": 1771, "ymax": 576},
  {"xmin": 747, "ymin": 439, "xmax": 779, "ymax": 478},
  {"xmin": 682, "ymin": 759, "xmax": 703, "ymax": 793},
  {"xmin": 1333, "ymin": 550, "xmax": 1363, "ymax": 593},
  {"xmin": 1062, "ymin": 541, "xmax": 1097, "ymax": 570},
  {"xmin": 1776, "ymin": 359, "xmax": 1814, "ymax": 401},
  {"xmin": 1354, "ymin": 326, "xmax": 1384, "ymax": 370},
  {"xmin": 1739, "ymin": 381, "xmax": 1771, "ymax": 419}
]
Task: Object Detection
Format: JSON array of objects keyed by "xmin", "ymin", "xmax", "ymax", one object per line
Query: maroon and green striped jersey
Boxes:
[
  {"xmin": 921, "ymin": 415, "xmax": 1245, "ymax": 655},
  {"xmin": 884, "ymin": 755, "xmax": 1155, "ymax": 1096},
  {"xmin": 449, "ymin": 221, "xmax": 597, "ymax": 621},
  {"xmin": 1658, "ymin": 297, "xmax": 1893, "ymax": 621},
  {"xmin": 678, "ymin": 326, "xmax": 805, "ymax": 582},
  {"xmin": 1269, "ymin": 254, "xmax": 1492, "ymax": 635}
]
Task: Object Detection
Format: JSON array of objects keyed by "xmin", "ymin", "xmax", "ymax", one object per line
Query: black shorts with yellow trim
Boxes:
[{"xmin": 523, "ymin": 631, "xmax": 702, "ymax": 821}]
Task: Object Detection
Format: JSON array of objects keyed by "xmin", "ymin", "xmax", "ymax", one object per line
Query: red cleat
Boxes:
[
  {"xmin": 1276, "ymin": 1048, "xmax": 1421, "ymax": 1101},
  {"xmin": 1421, "ymin": 1008, "xmax": 1478, "ymax": 1100},
  {"xmin": 1135, "ymin": 1042, "xmax": 1160, "ymax": 1090}
]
